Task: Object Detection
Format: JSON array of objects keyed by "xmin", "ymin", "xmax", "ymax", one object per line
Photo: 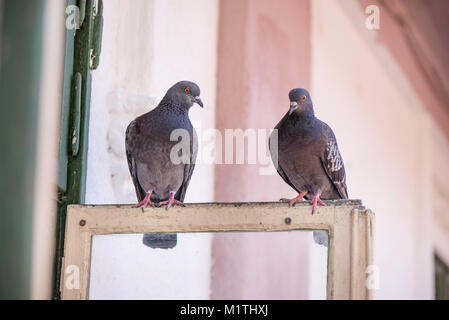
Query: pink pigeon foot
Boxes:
[
  {"xmin": 132, "ymin": 191, "xmax": 156, "ymax": 212},
  {"xmin": 159, "ymin": 191, "xmax": 186, "ymax": 210},
  {"xmin": 280, "ymin": 191, "xmax": 308, "ymax": 207},
  {"xmin": 311, "ymin": 192, "xmax": 326, "ymax": 214}
]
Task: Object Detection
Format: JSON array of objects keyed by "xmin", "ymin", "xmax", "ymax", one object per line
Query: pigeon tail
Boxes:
[
  {"xmin": 313, "ymin": 231, "xmax": 328, "ymax": 247},
  {"xmin": 142, "ymin": 233, "xmax": 177, "ymax": 249}
]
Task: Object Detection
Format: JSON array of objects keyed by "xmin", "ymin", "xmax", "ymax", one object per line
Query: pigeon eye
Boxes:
[
  {"xmin": 184, "ymin": 87, "xmax": 190, "ymax": 93},
  {"xmin": 301, "ymin": 95, "xmax": 306, "ymax": 101}
]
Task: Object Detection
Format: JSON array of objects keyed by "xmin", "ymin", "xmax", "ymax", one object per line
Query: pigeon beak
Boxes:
[
  {"xmin": 289, "ymin": 101, "xmax": 298, "ymax": 115},
  {"xmin": 194, "ymin": 96, "xmax": 204, "ymax": 108}
]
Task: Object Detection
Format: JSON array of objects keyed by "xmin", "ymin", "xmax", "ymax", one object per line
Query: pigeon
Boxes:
[
  {"xmin": 269, "ymin": 88, "xmax": 348, "ymax": 246},
  {"xmin": 125, "ymin": 80, "xmax": 203, "ymax": 248}
]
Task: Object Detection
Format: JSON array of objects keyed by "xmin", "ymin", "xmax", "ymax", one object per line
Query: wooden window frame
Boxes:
[{"xmin": 60, "ymin": 200, "xmax": 374, "ymax": 300}]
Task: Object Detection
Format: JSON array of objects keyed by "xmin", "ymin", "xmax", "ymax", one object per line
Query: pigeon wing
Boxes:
[
  {"xmin": 125, "ymin": 119, "xmax": 146, "ymax": 202},
  {"xmin": 320, "ymin": 125, "xmax": 348, "ymax": 199},
  {"xmin": 175, "ymin": 128, "xmax": 198, "ymax": 202},
  {"xmin": 269, "ymin": 130, "xmax": 302, "ymax": 194}
]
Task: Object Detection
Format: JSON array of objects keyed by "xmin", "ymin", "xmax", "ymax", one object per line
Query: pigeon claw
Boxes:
[
  {"xmin": 159, "ymin": 192, "xmax": 186, "ymax": 210},
  {"xmin": 159, "ymin": 199, "xmax": 185, "ymax": 210},
  {"xmin": 280, "ymin": 192, "xmax": 307, "ymax": 207},
  {"xmin": 132, "ymin": 192, "xmax": 155, "ymax": 212},
  {"xmin": 311, "ymin": 192, "xmax": 326, "ymax": 214}
]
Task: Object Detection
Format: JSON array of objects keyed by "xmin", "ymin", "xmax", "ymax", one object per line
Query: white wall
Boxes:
[
  {"xmin": 311, "ymin": 0, "xmax": 437, "ymax": 299},
  {"xmin": 86, "ymin": 0, "xmax": 218, "ymax": 299}
]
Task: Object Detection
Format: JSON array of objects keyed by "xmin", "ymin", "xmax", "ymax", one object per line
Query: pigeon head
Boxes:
[
  {"xmin": 164, "ymin": 80, "xmax": 204, "ymax": 109},
  {"xmin": 288, "ymin": 88, "xmax": 313, "ymax": 116}
]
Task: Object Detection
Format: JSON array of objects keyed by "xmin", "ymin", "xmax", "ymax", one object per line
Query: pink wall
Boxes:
[
  {"xmin": 358, "ymin": 0, "xmax": 449, "ymax": 140},
  {"xmin": 211, "ymin": 0, "xmax": 312, "ymax": 299}
]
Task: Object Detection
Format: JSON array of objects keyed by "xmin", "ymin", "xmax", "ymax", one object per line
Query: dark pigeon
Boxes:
[
  {"xmin": 269, "ymin": 88, "xmax": 348, "ymax": 246},
  {"xmin": 125, "ymin": 80, "xmax": 203, "ymax": 249}
]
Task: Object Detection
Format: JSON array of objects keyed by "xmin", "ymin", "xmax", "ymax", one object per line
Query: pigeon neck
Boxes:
[
  {"xmin": 290, "ymin": 106, "xmax": 315, "ymax": 127},
  {"xmin": 160, "ymin": 96, "xmax": 190, "ymax": 116}
]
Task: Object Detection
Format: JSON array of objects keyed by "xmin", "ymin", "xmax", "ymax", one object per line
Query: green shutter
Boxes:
[{"xmin": 54, "ymin": 0, "xmax": 103, "ymax": 299}]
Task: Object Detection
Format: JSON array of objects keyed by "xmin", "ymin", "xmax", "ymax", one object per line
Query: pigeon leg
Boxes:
[
  {"xmin": 132, "ymin": 191, "xmax": 156, "ymax": 212},
  {"xmin": 311, "ymin": 192, "xmax": 326, "ymax": 214},
  {"xmin": 159, "ymin": 191, "xmax": 186, "ymax": 210},
  {"xmin": 280, "ymin": 191, "xmax": 307, "ymax": 207}
]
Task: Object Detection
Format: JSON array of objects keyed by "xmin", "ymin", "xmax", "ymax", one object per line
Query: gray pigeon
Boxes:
[
  {"xmin": 269, "ymin": 88, "xmax": 348, "ymax": 246},
  {"xmin": 125, "ymin": 80, "xmax": 203, "ymax": 248}
]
